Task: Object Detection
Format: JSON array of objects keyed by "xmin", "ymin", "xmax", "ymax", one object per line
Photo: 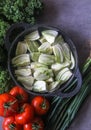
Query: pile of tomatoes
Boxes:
[{"xmin": 0, "ymin": 86, "xmax": 50, "ymax": 130}]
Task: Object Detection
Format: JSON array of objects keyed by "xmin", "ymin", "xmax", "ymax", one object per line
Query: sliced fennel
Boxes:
[
  {"xmin": 38, "ymin": 53, "xmax": 55, "ymax": 65},
  {"xmin": 61, "ymin": 43, "xmax": 71, "ymax": 60},
  {"xmin": 38, "ymin": 42, "xmax": 53, "ymax": 54},
  {"xmin": 46, "ymin": 77, "xmax": 54, "ymax": 83},
  {"xmin": 34, "ymin": 68, "xmax": 53, "ymax": 81},
  {"xmin": 42, "ymin": 30, "xmax": 58, "ymax": 44},
  {"xmin": 61, "ymin": 70, "xmax": 72, "ymax": 81},
  {"xmin": 53, "ymin": 35, "xmax": 64, "ymax": 45},
  {"xmin": 70, "ymin": 52, "xmax": 75, "ymax": 69},
  {"xmin": 56, "ymin": 67, "xmax": 71, "ymax": 81},
  {"xmin": 15, "ymin": 68, "xmax": 32, "ymax": 76},
  {"xmin": 51, "ymin": 62, "xmax": 71, "ymax": 72},
  {"xmin": 39, "ymin": 36, "xmax": 47, "ymax": 44},
  {"xmin": 12, "ymin": 28, "xmax": 75, "ymax": 92},
  {"xmin": 12, "ymin": 54, "xmax": 30, "ymax": 67},
  {"xmin": 30, "ymin": 52, "xmax": 40, "ymax": 62},
  {"xmin": 16, "ymin": 41, "xmax": 28, "ymax": 56},
  {"xmin": 32, "ymin": 81, "xmax": 47, "ymax": 92},
  {"xmin": 48, "ymin": 81, "xmax": 60, "ymax": 91},
  {"xmin": 26, "ymin": 40, "xmax": 39, "ymax": 52},
  {"xmin": 52, "ymin": 44, "xmax": 64, "ymax": 63},
  {"xmin": 25, "ymin": 30, "xmax": 40, "ymax": 41},
  {"xmin": 31, "ymin": 62, "xmax": 48, "ymax": 70},
  {"xmin": 17, "ymin": 76, "xmax": 34, "ymax": 89}
]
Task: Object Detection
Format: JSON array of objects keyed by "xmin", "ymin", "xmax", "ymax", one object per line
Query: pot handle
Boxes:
[
  {"xmin": 5, "ymin": 22, "xmax": 32, "ymax": 51},
  {"xmin": 52, "ymin": 69, "xmax": 82, "ymax": 98}
]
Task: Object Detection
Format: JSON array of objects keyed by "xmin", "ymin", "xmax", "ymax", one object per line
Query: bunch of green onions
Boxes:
[{"xmin": 45, "ymin": 58, "xmax": 91, "ymax": 130}]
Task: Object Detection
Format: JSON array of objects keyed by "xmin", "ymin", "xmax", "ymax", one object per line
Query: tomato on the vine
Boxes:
[
  {"xmin": 24, "ymin": 117, "xmax": 44, "ymax": 130},
  {"xmin": 31, "ymin": 96, "xmax": 50, "ymax": 115},
  {"xmin": 0, "ymin": 93, "xmax": 18, "ymax": 117},
  {"xmin": 2, "ymin": 116, "xmax": 22, "ymax": 130},
  {"xmin": 15, "ymin": 103, "xmax": 34, "ymax": 125},
  {"xmin": 9, "ymin": 86, "xmax": 29, "ymax": 103}
]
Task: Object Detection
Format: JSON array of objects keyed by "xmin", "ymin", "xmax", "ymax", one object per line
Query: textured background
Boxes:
[{"xmin": 0, "ymin": 0, "xmax": 91, "ymax": 130}]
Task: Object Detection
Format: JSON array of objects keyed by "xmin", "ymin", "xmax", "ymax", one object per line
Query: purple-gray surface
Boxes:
[{"xmin": 0, "ymin": 0, "xmax": 91, "ymax": 130}]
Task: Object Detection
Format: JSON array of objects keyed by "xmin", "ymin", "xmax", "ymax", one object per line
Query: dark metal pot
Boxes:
[{"xmin": 5, "ymin": 23, "xmax": 82, "ymax": 98}]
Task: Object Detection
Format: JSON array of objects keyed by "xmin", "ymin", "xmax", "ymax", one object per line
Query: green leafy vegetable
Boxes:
[
  {"xmin": 0, "ymin": 46, "xmax": 7, "ymax": 64},
  {"xmin": 0, "ymin": 20, "xmax": 11, "ymax": 94},
  {"xmin": 0, "ymin": 67, "xmax": 12, "ymax": 94},
  {"xmin": 0, "ymin": 0, "xmax": 43, "ymax": 24},
  {"xmin": 0, "ymin": 19, "xmax": 10, "ymax": 46}
]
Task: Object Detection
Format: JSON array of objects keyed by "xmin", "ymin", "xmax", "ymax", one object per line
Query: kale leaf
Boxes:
[
  {"xmin": 0, "ymin": 66, "xmax": 12, "ymax": 94},
  {"xmin": 0, "ymin": 0, "xmax": 43, "ymax": 23},
  {"xmin": 0, "ymin": 19, "xmax": 10, "ymax": 46}
]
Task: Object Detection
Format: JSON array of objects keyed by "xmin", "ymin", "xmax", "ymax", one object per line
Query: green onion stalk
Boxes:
[{"xmin": 45, "ymin": 58, "xmax": 91, "ymax": 130}]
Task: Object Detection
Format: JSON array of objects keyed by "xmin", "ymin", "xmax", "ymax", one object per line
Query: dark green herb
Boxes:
[
  {"xmin": 0, "ymin": 19, "xmax": 10, "ymax": 46},
  {"xmin": 0, "ymin": 66, "xmax": 12, "ymax": 94},
  {"xmin": 0, "ymin": 46, "xmax": 7, "ymax": 64},
  {"xmin": 0, "ymin": 0, "xmax": 43, "ymax": 24}
]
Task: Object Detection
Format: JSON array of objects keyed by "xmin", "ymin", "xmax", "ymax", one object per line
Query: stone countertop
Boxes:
[{"xmin": 0, "ymin": 0, "xmax": 91, "ymax": 130}]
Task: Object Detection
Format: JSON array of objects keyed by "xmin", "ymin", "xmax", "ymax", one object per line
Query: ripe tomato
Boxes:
[
  {"xmin": 15, "ymin": 103, "xmax": 34, "ymax": 125},
  {"xmin": 2, "ymin": 116, "xmax": 22, "ymax": 130},
  {"xmin": 0, "ymin": 93, "xmax": 18, "ymax": 117},
  {"xmin": 9, "ymin": 86, "xmax": 29, "ymax": 103},
  {"xmin": 31, "ymin": 96, "xmax": 50, "ymax": 115},
  {"xmin": 24, "ymin": 117, "xmax": 44, "ymax": 130}
]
